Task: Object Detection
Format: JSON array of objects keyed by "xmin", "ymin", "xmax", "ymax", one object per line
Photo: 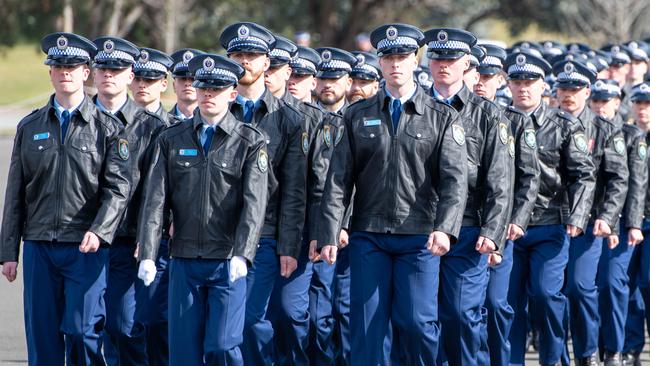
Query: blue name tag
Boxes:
[
  {"xmin": 178, "ymin": 149, "xmax": 198, "ymax": 156},
  {"xmin": 363, "ymin": 119, "xmax": 381, "ymax": 127},
  {"xmin": 33, "ymin": 132, "xmax": 50, "ymax": 140}
]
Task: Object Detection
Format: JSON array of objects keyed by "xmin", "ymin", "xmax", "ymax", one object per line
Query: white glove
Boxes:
[
  {"xmin": 229, "ymin": 256, "xmax": 248, "ymax": 283},
  {"xmin": 138, "ymin": 259, "xmax": 157, "ymax": 287}
]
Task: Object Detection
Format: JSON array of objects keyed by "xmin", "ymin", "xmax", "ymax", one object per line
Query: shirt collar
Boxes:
[
  {"xmin": 193, "ymin": 111, "xmax": 236, "ymax": 136},
  {"xmin": 53, "ymin": 96, "xmax": 83, "ymax": 122},
  {"xmin": 95, "ymin": 95, "xmax": 128, "ymax": 115},
  {"xmin": 384, "ymin": 83, "xmax": 418, "ymax": 106}
]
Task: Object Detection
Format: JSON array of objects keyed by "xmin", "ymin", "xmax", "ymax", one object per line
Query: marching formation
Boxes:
[{"xmin": 3, "ymin": 19, "xmax": 650, "ymax": 366}]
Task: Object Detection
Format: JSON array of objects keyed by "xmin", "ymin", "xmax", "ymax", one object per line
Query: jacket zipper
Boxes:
[{"xmin": 53, "ymin": 124, "xmax": 65, "ymax": 240}]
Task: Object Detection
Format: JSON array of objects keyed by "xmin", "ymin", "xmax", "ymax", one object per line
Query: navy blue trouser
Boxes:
[
  {"xmin": 623, "ymin": 219, "xmax": 650, "ymax": 353},
  {"xmin": 597, "ymin": 223, "xmax": 634, "ymax": 353},
  {"xmin": 438, "ymin": 226, "xmax": 487, "ymax": 366},
  {"xmin": 135, "ymin": 239, "xmax": 170, "ymax": 366},
  {"xmin": 23, "ymin": 240, "xmax": 108, "ymax": 366},
  {"xmin": 333, "ymin": 245, "xmax": 351, "ymax": 365},
  {"xmin": 168, "ymin": 257, "xmax": 245, "ymax": 366},
  {"xmin": 623, "ymin": 287, "xmax": 646, "ymax": 353},
  {"xmin": 308, "ymin": 255, "xmax": 336, "ymax": 365},
  {"xmin": 105, "ymin": 239, "xmax": 147, "ymax": 366},
  {"xmin": 350, "ymin": 231, "xmax": 440, "ymax": 366},
  {"xmin": 243, "ymin": 238, "xmax": 280, "ymax": 365},
  {"xmin": 267, "ymin": 240, "xmax": 313, "ymax": 366},
  {"xmin": 566, "ymin": 223, "xmax": 603, "ymax": 359},
  {"xmin": 477, "ymin": 240, "xmax": 514, "ymax": 366},
  {"xmin": 508, "ymin": 225, "xmax": 569, "ymax": 366}
]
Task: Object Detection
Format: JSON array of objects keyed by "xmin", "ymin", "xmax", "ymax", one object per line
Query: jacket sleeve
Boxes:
[
  {"xmin": 623, "ymin": 134, "xmax": 647, "ymax": 229},
  {"xmin": 277, "ymin": 111, "xmax": 308, "ymax": 259},
  {"xmin": 479, "ymin": 111, "xmax": 512, "ymax": 250},
  {"xmin": 0, "ymin": 128, "xmax": 26, "ymax": 263},
  {"xmin": 136, "ymin": 134, "xmax": 168, "ymax": 261},
  {"xmin": 317, "ymin": 117, "xmax": 355, "ymax": 249},
  {"xmin": 433, "ymin": 113, "xmax": 468, "ymax": 243},
  {"xmin": 562, "ymin": 120, "xmax": 596, "ymax": 231},
  {"xmin": 597, "ymin": 129, "xmax": 629, "ymax": 227},
  {"xmin": 509, "ymin": 115, "xmax": 541, "ymax": 231},
  {"xmin": 234, "ymin": 137, "xmax": 269, "ymax": 264},
  {"xmin": 89, "ymin": 124, "xmax": 133, "ymax": 244}
]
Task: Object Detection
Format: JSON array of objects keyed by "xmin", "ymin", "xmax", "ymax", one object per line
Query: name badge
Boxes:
[
  {"xmin": 33, "ymin": 132, "xmax": 50, "ymax": 140},
  {"xmin": 363, "ymin": 119, "xmax": 381, "ymax": 127},
  {"xmin": 178, "ymin": 149, "xmax": 198, "ymax": 156}
]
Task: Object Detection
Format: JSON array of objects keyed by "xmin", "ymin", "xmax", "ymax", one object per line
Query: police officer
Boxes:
[
  {"xmin": 346, "ymin": 51, "xmax": 381, "ymax": 103},
  {"xmin": 593, "ymin": 79, "xmax": 648, "ymax": 366},
  {"xmin": 169, "ymin": 48, "xmax": 204, "ymax": 119},
  {"xmin": 136, "ymin": 53, "xmax": 269, "ymax": 366},
  {"xmin": 264, "ymin": 35, "xmax": 298, "ymax": 100},
  {"xmin": 318, "ymin": 23, "xmax": 469, "ymax": 365},
  {"xmin": 463, "ymin": 44, "xmax": 486, "ymax": 91},
  {"xmin": 218, "ymin": 22, "xmax": 307, "ymax": 365},
  {"xmin": 92, "ymin": 36, "xmax": 168, "ymax": 366},
  {"xmin": 474, "ymin": 44, "xmax": 541, "ymax": 366},
  {"xmin": 504, "ymin": 51, "xmax": 595, "ymax": 366},
  {"xmin": 314, "ymin": 47, "xmax": 356, "ymax": 114},
  {"xmin": 424, "ymin": 27, "xmax": 511, "ymax": 365},
  {"xmin": 621, "ymin": 83, "xmax": 650, "ymax": 365},
  {"xmin": 287, "ymin": 46, "xmax": 321, "ymax": 105},
  {"xmin": 130, "ymin": 47, "xmax": 176, "ymax": 123},
  {"xmin": 553, "ymin": 58, "xmax": 629, "ymax": 365},
  {"xmin": 0, "ymin": 32, "xmax": 131, "ymax": 365},
  {"xmin": 624, "ymin": 42, "xmax": 649, "ymax": 93}
]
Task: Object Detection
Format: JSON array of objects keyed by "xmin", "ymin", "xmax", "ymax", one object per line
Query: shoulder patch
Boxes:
[
  {"xmin": 508, "ymin": 136, "xmax": 515, "ymax": 158},
  {"xmin": 614, "ymin": 137, "xmax": 626, "ymax": 156},
  {"xmin": 498, "ymin": 122, "xmax": 509, "ymax": 145},
  {"xmin": 524, "ymin": 129, "xmax": 537, "ymax": 149},
  {"xmin": 335, "ymin": 125, "xmax": 344, "ymax": 146},
  {"xmin": 574, "ymin": 133, "xmax": 588, "ymax": 153},
  {"xmin": 258, "ymin": 149, "xmax": 269, "ymax": 173},
  {"xmin": 301, "ymin": 132, "xmax": 309, "ymax": 155},
  {"xmin": 452, "ymin": 124, "xmax": 466, "ymax": 145},
  {"xmin": 639, "ymin": 141, "xmax": 647, "ymax": 160},
  {"xmin": 118, "ymin": 138, "xmax": 130, "ymax": 160},
  {"xmin": 323, "ymin": 125, "xmax": 332, "ymax": 148}
]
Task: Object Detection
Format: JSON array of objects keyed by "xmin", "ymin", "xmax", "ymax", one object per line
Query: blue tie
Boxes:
[
  {"xmin": 391, "ymin": 99, "xmax": 402, "ymax": 132},
  {"xmin": 202, "ymin": 126, "xmax": 214, "ymax": 156},
  {"xmin": 244, "ymin": 100, "xmax": 255, "ymax": 124},
  {"xmin": 61, "ymin": 110, "xmax": 71, "ymax": 143}
]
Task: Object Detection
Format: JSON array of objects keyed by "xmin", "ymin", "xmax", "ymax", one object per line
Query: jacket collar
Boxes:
[
  {"xmin": 192, "ymin": 110, "xmax": 237, "ymax": 136},
  {"xmin": 48, "ymin": 94, "xmax": 94, "ymax": 123},
  {"xmin": 380, "ymin": 84, "xmax": 425, "ymax": 115}
]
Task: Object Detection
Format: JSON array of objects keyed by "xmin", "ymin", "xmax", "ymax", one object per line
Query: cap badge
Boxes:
[
  {"xmin": 640, "ymin": 84, "xmax": 650, "ymax": 93},
  {"xmin": 515, "ymin": 54, "xmax": 526, "ymax": 66},
  {"xmin": 565, "ymin": 54, "xmax": 574, "ymax": 61},
  {"xmin": 418, "ymin": 71, "xmax": 429, "ymax": 84},
  {"xmin": 386, "ymin": 26, "xmax": 398, "ymax": 41},
  {"xmin": 103, "ymin": 40, "xmax": 115, "ymax": 54},
  {"xmin": 56, "ymin": 36, "xmax": 68, "ymax": 50},
  {"xmin": 630, "ymin": 42, "xmax": 638, "ymax": 49},
  {"xmin": 564, "ymin": 62, "xmax": 575, "ymax": 74},
  {"xmin": 594, "ymin": 80, "xmax": 604, "ymax": 89},
  {"xmin": 182, "ymin": 51, "xmax": 194, "ymax": 63},
  {"xmin": 521, "ymin": 42, "xmax": 530, "ymax": 48},
  {"xmin": 321, "ymin": 50, "xmax": 332, "ymax": 62},
  {"xmin": 544, "ymin": 41, "xmax": 553, "ymax": 49},
  {"xmin": 612, "ymin": 46, "xmax": 620, "ymax": 54},
  {"xmin": 238, "ymin": 25, "xmax": 250, "ymax": 38},
  {"xmin": 437, "ymin": 30, "xmax": 448, "ymax": 43},
  {"xmin": 139, "ymin": 50, "xmax": 149, "ymax": 63},
  {"xmin": 356, "ymin": 54, "xmax": 365, "ymax": 66},
  {"xmin": 203, "ymin": 57, "xmax": 215, "ymax": 71}
]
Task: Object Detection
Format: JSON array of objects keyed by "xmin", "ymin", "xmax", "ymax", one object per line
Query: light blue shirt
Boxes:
[
  {"xmin": 53, "ymin": 97, "xmax": 83, "ymax": 124},
  {"xmin": 385, "ymin": 83, "xmax": 417, "ymax": 118},
  {"xmin": 95, "ymin": 96, "xmax": 127, "ymax": 115},
  {"xmin": 430, "ymin": 87, "xmax": 457, "ymax": 105},
  {"xmin": 199, "ymin": 123, "xmax": 215, "ymax": 147}
]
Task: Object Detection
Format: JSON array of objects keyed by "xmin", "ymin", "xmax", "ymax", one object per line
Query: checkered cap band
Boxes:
[
  {"xmin": 469, "ymin": 54, "xmax": 479, "ymax": 66},
  {"xmin": 351, "ymin": 64, "xmax": 379, "ymax": 77},
  {"xmin": 593, "ymin": 82, "xmax": 621, "ymax": 95},
  {"xmin": 630, "ymin": 48, "xmax": 648, "ymax": 60},
  {"xmin": 320, "ymin": 59, "xmax": 352, "ymax": 71},
  {"xmin": 557, "ymin": 71, "xmax": 591, "ymax": 84},
  {"xmin": 290, "ymin": 58, "xmax": 317, "ymax": 73},
  {"xmin": 95, "ymin": 50, "xmax": 135, "ymax": 63},
  {"xmin": 269, "ymin": 48, "xmax": 291, "ymax": 59},
  {"xmin": 427, "ymin": 40, "xmax": 470, "ymax": 53},
  {"xmin": 377, "ymin": 37, "xmax": 420, "ymax": 51},
  {"xmin": 134, "ymin": 61, "xmax": 168, "ymax": 73},
  {"xmin": 507, "ymin": 63, "xmax": 545, "ymax": 77},
  {"xmin": 173, "ymin": 62, "xmax": 190, "ymax": 73},
  {"xmin": 47, "ymin": 46, "xmax": 91, "ymax": 60},
  {"xmin": 612, "ymin": 51, "xmax": 631, "ymax": 63},
  {"xmin": 227, "ymin": 37, "xmax": 269, "ymax": 52},
  {"xmin": 481, "ymin": 56, "xmax": 503, "ymax": 68},
  {"xmin": 195, "ymin": 67, "xmax": 238, "ymax": 81}
]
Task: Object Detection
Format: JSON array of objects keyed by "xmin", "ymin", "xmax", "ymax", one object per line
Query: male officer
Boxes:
[
  {"xmin": 136, "ymin": 53, "xmax": 268, "ymax": 366},
  {"xmin": 505, "ymin": 51, "xmax": 595, "ymax": 366},
  {"xmin": 92, "ymin": 36, "xmax": 168, "ymax": 366},
  {"xmin": 0, "ymin": 32, "xmax": 131, "ymax": 366},
  {"xmin": 264, "ymin": 35, "xmax": 298, "ymax": 100},
  {"xmin": 553, "ymin": 59, "xmax": 629, "ymax": 365},
  {"xmin": 318, "ymin": 23, "xmax": 468, "ymax": 365},
  {"xmin": 424, "ymin": 27, "xmax": 511, "ymax": 365},
  {"xmin": 169, "ymin": 48, "xmax": 204, "ymax": 119},
  {"xmin": 347, "ymin": 51, "xmax": 381, "ymax": 103},
  {"xmin": 130, "ymin": 47, "xmax": 176, "ymax": 123},
  {"xmin": 463, "ymin": 44, "xmax": 486, "ymax": 91},
  {"xmin": 314, "ymin": 47, "xmax": 356, "ymax": 114},
  {"xmin": 625, "ymin": 42, "xmax": 649, "ymax": 93},
  {"xmin": 219, "ymin": 22, "xmax": 307, "ymax": 365},
  {"xmin": 595, "ymin": 79, "xmax": 648, "ymax": 366},
  {"xmin": 474, "ymin": 44, "xmax": 541, "ymax": 366},
  {"xmin": 287, "ymin": 46, "xmax": 321, "ymax": 104}
]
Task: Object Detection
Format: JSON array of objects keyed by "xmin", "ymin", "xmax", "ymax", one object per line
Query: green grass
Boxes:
[{"xmin": 0, "ymin": 44, "xmax": 52, "ymax": 108}]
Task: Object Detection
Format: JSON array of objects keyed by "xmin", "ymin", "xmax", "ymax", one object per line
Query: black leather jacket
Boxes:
[
  {"xmin": 318, "ymin": 86, "xmax": 468, "ymax": 247},
  {"xmin": 528, "ymin": 103, "xmax": 595, "ymax": 230},
  {"xmin": 613, "ymin": 116, "xmax": 647, "ymax": 230},
  {"xmin": 137, "ymin": 112, "xmax": 268, "ymax": 263},
  {"xmin": 0, "ymin": 95, "xmax": 131, "ymax": 262},
  {"xmin": 229, "ymin": 89, "xmax": 307, "ymax": 259}
]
